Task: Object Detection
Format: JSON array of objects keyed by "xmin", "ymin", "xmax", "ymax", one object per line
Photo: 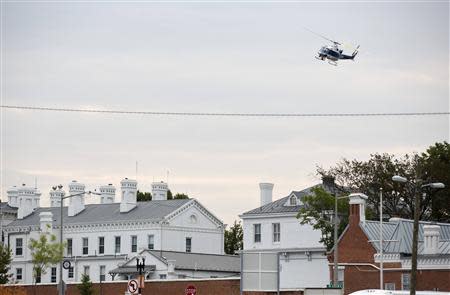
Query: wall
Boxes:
[
  {"xmin": 0, "ymin": 278, "xmax": 303, "ymax": 295},
  {"xmin": 242, "ymin": 215, "xmax": 323, "ymax": 250}
]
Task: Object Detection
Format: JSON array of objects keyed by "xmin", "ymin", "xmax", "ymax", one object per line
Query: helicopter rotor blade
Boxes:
[{"xmin": 304, "ymin": 27, "xmax": 341, "ymax": 45}]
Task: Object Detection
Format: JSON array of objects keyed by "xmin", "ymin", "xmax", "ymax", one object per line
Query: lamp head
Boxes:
[
  {"xmin": 429, "ymin": 182, "xmax": 445, "ymax": 189},
  {"xmin": 392, "ymin": 175, "xmax": 408, "ymax": 183}
]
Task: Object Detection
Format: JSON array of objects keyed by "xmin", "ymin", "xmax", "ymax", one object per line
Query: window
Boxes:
[
  {"xmin": 254, "ymin": 224, "xmax": 261, "ymax": 243},
  {"xmin": 385, "ymin": 283, "xmax": 396, "ymax": 290},
  {"xmin": 185, "ymin": 237, "xmax": 192, "ymax": 253},
  {"xmin": 402, "ymin": 273, "xmax": 410, "ymax": 290},
  {"xmin": 272, "ymin": 223, "xmax": 281, "ymax": 243},
  {"xmin": 51, "ymin": 267, "xmax": 57, "ymax": 283},
  {"xmin": 68, "ymin": 267, "xmax": 74, "ymax": 279},
  {"xmin": 83, "ymin": 266, "xmax": 90, "ymax": 277},
  {"xmin": 290, "ymin": 196, "xmax": 297, "ymax": 206},
  {"xmin": 99, "ymin": 265, "xmax": 106, "ymax": 282},
  {"xmin": 159, "ymin": 274, "xmax": 167, "ymax": 279},
  {"xmin": 131, "ymin": 235, "xmax": 137, "ymax": 253},
  {"xmin": 178, "ymin": 274, "xmax": 186, "ymax": 279},
  {"xmin": 16, "ymin": 268, "xmax": 22, "ymax": 281},
  {"xmin": 98, "ymin": 237, "xmax": 104, "ymax": 254},
  {"xmin": 82, "ymin": 238, "xmax": 88, "ymax": 255},
  {"xmin": 35, "ymin": 270, "xmax": 41, "ymax": 283},
  {"xmin": 148, "ymin": 235, "xmax": 154, "ymax": 250},
  {"xmin": 15, "ymin": 238, "xmax": 23, "ymax": 256},
  {"xmin": 67, "ymin": 238, "xmax": 73, "ymax": 256},
  {"xmin": 115, "ymin": 236, "xmax": 121, "ymax": 253}
]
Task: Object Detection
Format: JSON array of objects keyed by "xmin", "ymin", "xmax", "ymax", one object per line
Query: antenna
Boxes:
[
  {"xmin": 166, "ymin": 170, "xmax": 169, "ymax": 184},
  {"xmin": 136, "ymin": 161, "xmax": 138, "ymax": 182},
  {"xmin": 35, "ymin": 177, "xmax": 37, "ymax": 189}
]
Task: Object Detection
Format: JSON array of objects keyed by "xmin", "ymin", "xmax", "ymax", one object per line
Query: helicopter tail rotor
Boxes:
[{"xmin": 351, "ymin": 45, "xmax": 360, "ymax": 59}]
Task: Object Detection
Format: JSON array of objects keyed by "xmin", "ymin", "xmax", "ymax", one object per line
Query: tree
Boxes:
[
  {"xmin": 224, "ymin": 220, "xmax": 243, "ymax": 255},
  {"xmin": 0, "ymin": 243, "xmax": 12, "ymax": 284},
  {"xmin": 420, "ymin": 142, "xmax": 450, "ymax": 222},
  {"xmin": 173, "ymin": 193, "xmax": 189, "ymax": 200},
  {"xmin": 167, "ymin": 189, "xmax": 173, "ymax": 200},
  {"xmin": 297, "ymin": 187, "xmax": 351, "ymax": 251},
  {"xmin": 137, "ymin": 190, "xmax": 152, "ymax": 202},
  {"xmin": 78, "ymin": 274, "xmax": 95, "ymax": 295},
  {"xmin": 28, "ymin": 228, "xmax": 64, "ymax": 286}
]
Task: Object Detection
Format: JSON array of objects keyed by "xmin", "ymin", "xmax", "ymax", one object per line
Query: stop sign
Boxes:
[{"xmin": 185, "ymin": 284, "xmax": 197, "ymax": 295}]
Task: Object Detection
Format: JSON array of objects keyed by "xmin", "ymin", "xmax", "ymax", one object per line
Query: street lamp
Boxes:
[
  {"xmin": 57, "ymin": 185, "xmax": 100, "ymax": 295},
  {"xmin": 392, "ymin": 175, "xmax": 445, "ymax": 295}
]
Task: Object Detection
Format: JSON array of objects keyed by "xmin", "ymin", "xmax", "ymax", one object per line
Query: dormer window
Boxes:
[{"xmin": 289, "ymin": 196, "xmax": 297, "ymax": 206}]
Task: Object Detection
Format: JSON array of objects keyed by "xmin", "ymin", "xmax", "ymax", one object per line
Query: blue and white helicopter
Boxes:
[{"xmin": 307, "ymin": 28, "xmax": 360, "ymax": 66}]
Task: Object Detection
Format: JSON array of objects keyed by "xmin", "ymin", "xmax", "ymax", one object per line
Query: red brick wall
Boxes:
[{"xmin": 0, "ymin": 279, "xmax": 304, "ymax": 295}]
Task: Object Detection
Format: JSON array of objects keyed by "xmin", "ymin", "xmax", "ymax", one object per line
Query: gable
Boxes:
[
  {"xmin": 333, "ymin": 223, "xmax": 377, "ymax": 264},
  {"xmin": 165, "ymin": 199, "xmax": 223, "ymax": 229}
]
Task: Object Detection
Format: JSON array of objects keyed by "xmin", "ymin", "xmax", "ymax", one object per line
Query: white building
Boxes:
[
  {"xmin": 4, "ymin": 178, "xmax": 227, "ymax": 284},
  {"xmin": 239, "ymin": 178, "xmax": 335, "ymax": 292}
]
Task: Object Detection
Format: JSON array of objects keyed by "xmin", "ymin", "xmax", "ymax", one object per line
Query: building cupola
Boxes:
[
  {"xmin": 100, "ymin": 184, "xmax": 116, "ymax": 204},
  {"xmin": 17, "ymin": 184, "xmax": 38, "ymax": 219},
  {"xmin": 50, "ymin": 186, "xmax": 65, "ymax": 207},
  {"xmin": 120, "ymin": 178, "xmax": 137, "ymax": 213},
  {"xmin": 7, "ymin": 186, "xmax": 18, "ymax": 208},
  {"xmin": 68, "ymin": 180, "xmax": 86, "ymax": 217},
  {"xmin": 151, "ymin": 181, "xmax": 168, "ymax": 201}
]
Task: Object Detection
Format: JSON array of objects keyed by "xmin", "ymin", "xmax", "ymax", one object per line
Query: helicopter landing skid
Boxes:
[
  {"xmin": 328, "ymin": 61, "xmax": 338, "ymax": 66},
  {"xmin": 315, "ymin": 56, "xmax": 325, "ymax": 61}
]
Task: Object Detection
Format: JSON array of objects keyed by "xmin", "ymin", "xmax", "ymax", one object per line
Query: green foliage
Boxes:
[
  {"xmin": 137, "ymin": 190, "xmax": 152, "ymax": 202},
  {"xmin": 0, "ymin": 243, "xmax": 12, "ymax": 284},
  {"xmin": 167, "ymin": 189, "xmax": 173, "ymax": 200},
  {"xmin": 297, "ymin": 187, "xmax": 350, "ymax": 251},
  {"xmin": 28, "ymin": 229, "xmax": 64, "ymax": 284},
  {"xmin": 173, "ymin": 193, "xmax": 189, "ymax": 200},
  {"xmin": 420, "ymin": 142, "xmax": 450, "ymax": 222},
  {"xmin": 224, "ymin": 220, "xmax": 243, "ymax": 255},
  {"xmin": 77, "ymin": 274, "xmax": 95, "ymax": 295}
]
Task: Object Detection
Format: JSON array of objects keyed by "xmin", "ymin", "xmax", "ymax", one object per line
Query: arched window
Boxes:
[{"xmin": 190, "ymin": 214, "xmax": 197, "ymax": 224}]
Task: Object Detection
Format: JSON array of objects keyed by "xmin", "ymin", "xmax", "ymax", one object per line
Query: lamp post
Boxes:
[
  {"xmin": 379, "ymin": 188, "xmax": 383, "ymax": 290},
  {"xmin": 57, "ymin": 185, "xmax": 100, "ymax": 295},
  {"xmin": 392, "ymin": 175, "xmax": 444, "ymax": 295},
  {"xmin": 136, "ymin": 256, "xmax": 146, "ymax": 295}
]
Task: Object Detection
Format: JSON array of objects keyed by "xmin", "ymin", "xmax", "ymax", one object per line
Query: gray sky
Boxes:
[{"xmin": 1, "ymin": 1, "xmax": 449, "ymax": 225}]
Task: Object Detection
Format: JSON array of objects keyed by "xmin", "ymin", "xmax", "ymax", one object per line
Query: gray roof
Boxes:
[
  {"xmin": 6, "ymin": 199, "xmax": 191, "ymax": 228},
  {"xmin": 147, "ymin": 250, "xmax": 240, "ymax": 273},
  {"xmin": 361, "ymin": 219, "xmax": 450, "ymax": 255},
  {"xmin": 242, "ymin": 182, "xmax": 336, "ymax": 216},
  {"xmin": 0, "ymin": 202, "xmax": 18, "ymax": 213}
]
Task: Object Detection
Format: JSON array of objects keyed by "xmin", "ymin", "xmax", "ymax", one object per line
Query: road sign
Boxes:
[
  {"xmin": 185, "ymin": 284, "xmax": 197, "ymax": 295},
  {"xmin": 62, "ymin": 260, "xmax": 71, "ymax": 270},
  {"xmin": 128, "ymin": 279, "xmax": 139, "ymax": 294}
]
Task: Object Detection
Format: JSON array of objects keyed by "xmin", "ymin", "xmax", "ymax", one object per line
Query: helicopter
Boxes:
[{"xmin": 306, "ymin": 28, "xmax": 360, "ymax": 66}]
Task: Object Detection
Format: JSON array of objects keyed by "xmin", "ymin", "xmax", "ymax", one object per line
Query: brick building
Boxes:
[{"xmin": 329, "ymin": 194, "xmax": 450, "ymax": 295}]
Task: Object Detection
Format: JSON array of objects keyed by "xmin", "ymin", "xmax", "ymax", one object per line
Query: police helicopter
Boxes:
[{"xmin": 306, "ymin": 28, "xmax": 360, "ymax": 66}]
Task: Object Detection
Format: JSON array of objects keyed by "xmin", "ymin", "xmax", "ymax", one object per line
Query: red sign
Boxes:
[{"xmin": 185, "ymin": 285, "xmax": 197, "ymax": 295}]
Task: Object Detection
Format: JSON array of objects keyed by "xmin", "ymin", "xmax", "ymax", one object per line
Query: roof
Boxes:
[
  {"xmin": 242, "ymin": 182, "xmax": 338, "ymax": 216},
  {"xmin": 0, "ymin": 202, "xmax": 18, "ymax": 213},
  {"xmin": 148, "ymin": 250, "xmax": 240, "ymax": 272},
  {"xmin": 111, "ymin": 250, "xmax": 240, "ymax": 274},
  {"xmin": 360, "ymin": 218, "xmax": 450, "ymax": 255},
  {"xmin": 6, "ymin": 199, "xmax": 191, "ymax": 227}
]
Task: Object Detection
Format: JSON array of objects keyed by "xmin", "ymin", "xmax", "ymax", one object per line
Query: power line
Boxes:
[{"xmin": 1, "ymin": 105, "xmax": 449, "ymax": 118}]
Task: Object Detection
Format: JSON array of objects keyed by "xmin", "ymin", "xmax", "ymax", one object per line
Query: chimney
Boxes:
[
  {"xmin": 120, "ymin": 178, "xmax": 137, "ymax": 213},
  {"xmin": 33, "ymin": 189, "xmax": 41, "ymax": 209},
  {"xmin": 259, "ymin": 183, "xmax": 274, "ymax": 206},
  {"xmin": 348, "ymin": 193, "xmax": 368, "ymax": 225},
  {"xmin": 167, "ymin": 260, "xmax": 176, "ymax": 273},
  {"xmin": 68, "ymin": 180, "xmax": 85, "ymax": 217},
  {"xmin": 17, "ymin": 184, "xmax": 36, "ymax": 219},
  {"xmin": 100, "ymin": 184, "xmax": 116, "ymax": 204},
  {"xmin": 39, "ymin": 211, "xmax": 53, "ymax": 233},
  {"xmin": 151, "ymin": 181, "xmax": 168, "ymax": 201},
  {"xmin": 50, "ymin": 186, "xmax": 65, "ymax": 207},
  {"xmin": 423, "ymin": 225, "xmax": 440, "ymax": 255},
  {"xmin": 7, "ymin": 186, "xmax": 18, "ymax": 208}
]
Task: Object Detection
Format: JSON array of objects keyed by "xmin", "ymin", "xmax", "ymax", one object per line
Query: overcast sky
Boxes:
[{"xmin": 1, "ymin": 1, "xmax": 449, "ymax": 225}]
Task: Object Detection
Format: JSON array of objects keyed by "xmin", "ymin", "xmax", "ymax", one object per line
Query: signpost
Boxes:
[
  {"xmin": 128, "ymin": 279, "xmax": 139, "ymax": 294},
  {"xmin": 185, "ymin": 285, "xmax": 197, "ymax": 295}
]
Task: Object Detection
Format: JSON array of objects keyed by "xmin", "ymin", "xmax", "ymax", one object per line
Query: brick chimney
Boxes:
[{"xmin": 348, "ymin": 193, "xmax": 368, "ymax": 225}]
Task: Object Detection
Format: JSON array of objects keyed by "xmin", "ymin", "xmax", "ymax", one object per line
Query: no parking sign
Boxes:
[{"xmin": 185, "ymin": 284, "xmax": 197, "ymax": 295}]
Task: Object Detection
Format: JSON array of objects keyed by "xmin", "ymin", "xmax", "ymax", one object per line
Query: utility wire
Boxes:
[{"xmin": 1, "ymin": 105, "xmax": 449, "ymax": 118}]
